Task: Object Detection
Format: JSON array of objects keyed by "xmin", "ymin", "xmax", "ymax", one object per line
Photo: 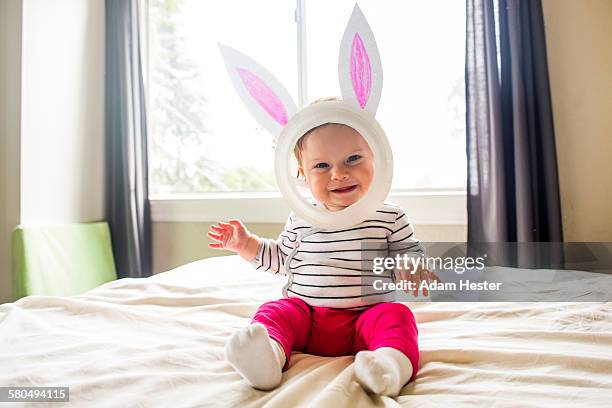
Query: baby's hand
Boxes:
[
  {"xmin": 395, "ymin": 264, "xmax": 440, "ymax": 297},
  {"xmin": 207, "ymin": 220, "xmax": 252, "ymax": 253}
]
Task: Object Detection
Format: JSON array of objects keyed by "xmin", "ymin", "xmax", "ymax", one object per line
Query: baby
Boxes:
[{"xmin": 208, "ymin": 123, "xmax": 431, "ymax": 396}]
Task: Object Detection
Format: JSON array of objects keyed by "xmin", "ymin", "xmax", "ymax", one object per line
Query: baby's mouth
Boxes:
[{"xmin": 330, "ymin": 184, "xmax": 358, "ymax": 194}]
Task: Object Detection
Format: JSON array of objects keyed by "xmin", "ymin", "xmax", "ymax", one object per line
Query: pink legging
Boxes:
[{"xmin": 252, "ymin": 297, "xmax": 419, "ymax": 382}]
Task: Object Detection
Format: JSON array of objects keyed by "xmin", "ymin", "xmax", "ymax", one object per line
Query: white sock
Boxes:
[
  {"xmin": 225, "ymin": 323, "xmax": 285, "ymax": 390},
  {"xmin": 354, "ymin": 347, "xmax": 413, "ymax": 397}
]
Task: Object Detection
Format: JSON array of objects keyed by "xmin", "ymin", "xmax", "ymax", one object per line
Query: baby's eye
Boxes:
[
  {"xmin": 314, "ymin": 162, "xmax": 329, "ymax": 169},
  {"xmin": 347, "ymin": 155, "xmax": 362, "ymax": 163}
]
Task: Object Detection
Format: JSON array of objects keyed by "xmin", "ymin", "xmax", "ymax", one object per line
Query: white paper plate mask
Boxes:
[{"xmin": 219, "ymin": 5, "xmax": 392, "ymax": 229}]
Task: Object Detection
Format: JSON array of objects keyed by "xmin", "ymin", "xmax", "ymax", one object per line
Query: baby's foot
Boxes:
[
  {"xmin": 354, "ymin": 348, "xmax": 413, "ymax": 397},
  {"xmin": 225, "ymin": 323, "xmax": 283, "ymax": 390}
]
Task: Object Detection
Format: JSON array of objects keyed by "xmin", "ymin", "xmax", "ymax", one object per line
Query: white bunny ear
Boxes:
[
  {"xmin": 219, "ymin": 44, "xmax": 297, "ymax": 140},
  {"xmin": 338, "ymin": 4, "xmax": 383, "ymax": 115}
]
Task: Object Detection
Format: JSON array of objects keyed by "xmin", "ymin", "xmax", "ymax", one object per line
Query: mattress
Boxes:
[{"xmin": 0, "ymin": 255, "xmax": 610, "ymax": 407}]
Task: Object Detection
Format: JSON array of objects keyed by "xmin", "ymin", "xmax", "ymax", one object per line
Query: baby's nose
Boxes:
[{"xmin": 331, "ymin": 167, "xmax": 349, "ymax": 180}]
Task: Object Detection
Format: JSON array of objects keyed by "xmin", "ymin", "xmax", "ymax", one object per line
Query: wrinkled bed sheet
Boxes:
[{"xmin": 0, "ymin": 255, "xmax": 610, "ymax": 407}]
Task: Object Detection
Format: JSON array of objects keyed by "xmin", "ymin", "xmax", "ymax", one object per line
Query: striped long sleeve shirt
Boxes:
[{"xmin": 251, "ymin": 202, "xmax": 425, "ymax": 309}]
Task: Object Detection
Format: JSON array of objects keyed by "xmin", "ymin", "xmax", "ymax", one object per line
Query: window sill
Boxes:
[{"xmin": 150, "ymin": 190, "xmax": 466, "ymax": 225}]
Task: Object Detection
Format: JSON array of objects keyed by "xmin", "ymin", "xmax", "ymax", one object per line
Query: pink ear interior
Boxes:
[
  {"xmin": 350, "ymin": 33, "xmax": 372, "ymax": 109},
  {"xmin": 236, "ymin": 68, "xmax": 288, "ymax": 126}
]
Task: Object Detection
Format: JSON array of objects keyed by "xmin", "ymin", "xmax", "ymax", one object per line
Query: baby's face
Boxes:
[{"xmin": 298, "ymin": 124, "xmax": 374, "ymax": 211}]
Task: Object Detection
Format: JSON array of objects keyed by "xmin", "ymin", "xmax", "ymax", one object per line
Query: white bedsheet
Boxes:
[{"xmin": 0, "ymin": 255, "xmax": 611, "ymax": 407}]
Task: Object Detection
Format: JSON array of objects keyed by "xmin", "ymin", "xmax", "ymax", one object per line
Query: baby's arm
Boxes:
[
  {"xmin": 388, "ymin": 208, "xmax": 434, "ymax": 296},
  {"xmin": 207, "ymin": 216, "xmax": 294, "ymax": 274},
  {"xmin": 207, "ymin": 220, "xmax": 261, "ymax": 262},
  {"xmin": 387, "ymin": 209, "xmax": 424, "ymax": 258},
  {"xmin": 249, "ymin": 216, "xmax": 295, "ymax": 275}
]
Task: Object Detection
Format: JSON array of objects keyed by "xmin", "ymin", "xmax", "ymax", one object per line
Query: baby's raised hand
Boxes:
[{"xmin": 207, "ymin": 220, "xmax": 251, "ymax": 253}]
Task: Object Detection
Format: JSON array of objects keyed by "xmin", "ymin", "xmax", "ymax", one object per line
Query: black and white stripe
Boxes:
[{"xmin": 251, "ymin": 202, "xmax": 424, "ymax": 308}]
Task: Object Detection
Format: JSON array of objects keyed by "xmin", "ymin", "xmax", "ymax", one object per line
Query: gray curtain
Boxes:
[
  {"xmin": 466, "ymin": 0, "xmax": 563, "ymax": 245},
  {"xmin": 105, "ymin": 0, "xmax": 152, "ymax": 278}
]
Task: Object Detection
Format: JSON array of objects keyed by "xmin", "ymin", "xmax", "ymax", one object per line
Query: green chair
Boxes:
[{"xmin": 11, "ymin": 222, "xmax": 118, "ymax": 300}]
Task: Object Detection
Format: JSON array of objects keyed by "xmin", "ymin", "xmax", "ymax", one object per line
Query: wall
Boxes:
[
  {"xmin": 0, "ymin": 0, "xmax": 105, "ymax": 303},
  {"xmin": 542, "ymin": 0, "xmax": 612, "ymax": 241},
  {"xmin": 20, "ymin": 0, "xmax": 105, "ymax": 225},
  {"xmin": 153, "ymin": 222, "xmax": 467, "ymax": 273},
  {"xmin": 0, "ymin": 0, "xmax": 23, "ymax": 304},
  {"xmin": 153, "ymin": 222, "xmax": 284, "ymax": 273}
]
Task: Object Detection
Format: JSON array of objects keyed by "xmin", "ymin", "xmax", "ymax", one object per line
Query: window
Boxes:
[
  {"xmin": 144, "ymin": 0, "xmax": 467, "ymax": 224},
  {"xmin": 145, "ymin": 0, "xmax": 297, "ymax": 194},
  {"xmin": 305, "ymin": 0, "xmax": 466, "ymax": 190}
]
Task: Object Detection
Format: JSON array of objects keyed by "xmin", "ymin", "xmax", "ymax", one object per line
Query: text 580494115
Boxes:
[{"xmin": 0, "ymin": 387, "xmax": 69, "ymax": 402}]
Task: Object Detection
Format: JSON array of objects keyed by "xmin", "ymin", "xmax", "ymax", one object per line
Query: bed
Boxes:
[{"xmin": 1, "ymin": 255, "xmax": 610, "ymax": 407}]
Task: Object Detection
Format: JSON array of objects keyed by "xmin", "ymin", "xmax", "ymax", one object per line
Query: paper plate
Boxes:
[{"xmin": 275, "ymin": 100, "xmax": 393, "ymax": 229}]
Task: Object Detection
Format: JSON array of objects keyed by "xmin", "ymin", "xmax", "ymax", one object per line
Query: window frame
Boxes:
[
  {"xmin": 150, "ymin": 189, "xmax": 466, "ymax": 224},
  {"xmin": 143, "ymin": 0, "xmax": 467, "ymax": 225}
]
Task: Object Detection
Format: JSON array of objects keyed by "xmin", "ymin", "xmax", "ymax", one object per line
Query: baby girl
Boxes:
[{"xmin": 208, "ymin": 122, "xmax": 432, "ymax": 396}]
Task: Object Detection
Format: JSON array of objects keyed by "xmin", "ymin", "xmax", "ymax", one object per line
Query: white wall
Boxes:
[
  {"xmin": 0, "ymin": 0, "xmax": 23, "ymax": 304},
  {"xmin": 153, "ymin": 222, "xmax": 468, "ymax": 273},
  {"xmin": 0, "ymin": 0, "xmax": 105, "ymax": 303},
  {"xmin": 20, "ymin": 0, "xmax": 105, "ymax": 225},
  {"xmin": 542, "ymin": 0, "xmax": 612, "ymax": 241}
]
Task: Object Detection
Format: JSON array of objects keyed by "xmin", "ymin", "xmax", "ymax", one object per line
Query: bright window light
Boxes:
[
  {"xmin": 306, "ymin": 0, "xmax": 466, "ymax": 190},
  {"xmin": 145, "ymin": 0, "xmax": 466, "ymax": 195}
]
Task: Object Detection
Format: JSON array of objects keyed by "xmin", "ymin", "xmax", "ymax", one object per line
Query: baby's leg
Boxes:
[
  {"xmin": 354, "ymin": 347, "xmax": 412, "ymax": 397},
  {"xmin": 225, "ymin": 298, "xmax": 312, "ymax": 390},
  {"xmin": 225, "ymin": 323, "xmax": 285, "ymax": 390},
  {"xmin": 353, "ymin": 302, "xmax": 419, "ymax": 397}
]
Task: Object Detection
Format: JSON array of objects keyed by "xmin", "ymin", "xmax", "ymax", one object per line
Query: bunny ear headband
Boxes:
[{"xmin": 219, "ymin": 4, "xmax": 393, "ymax": 229}]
